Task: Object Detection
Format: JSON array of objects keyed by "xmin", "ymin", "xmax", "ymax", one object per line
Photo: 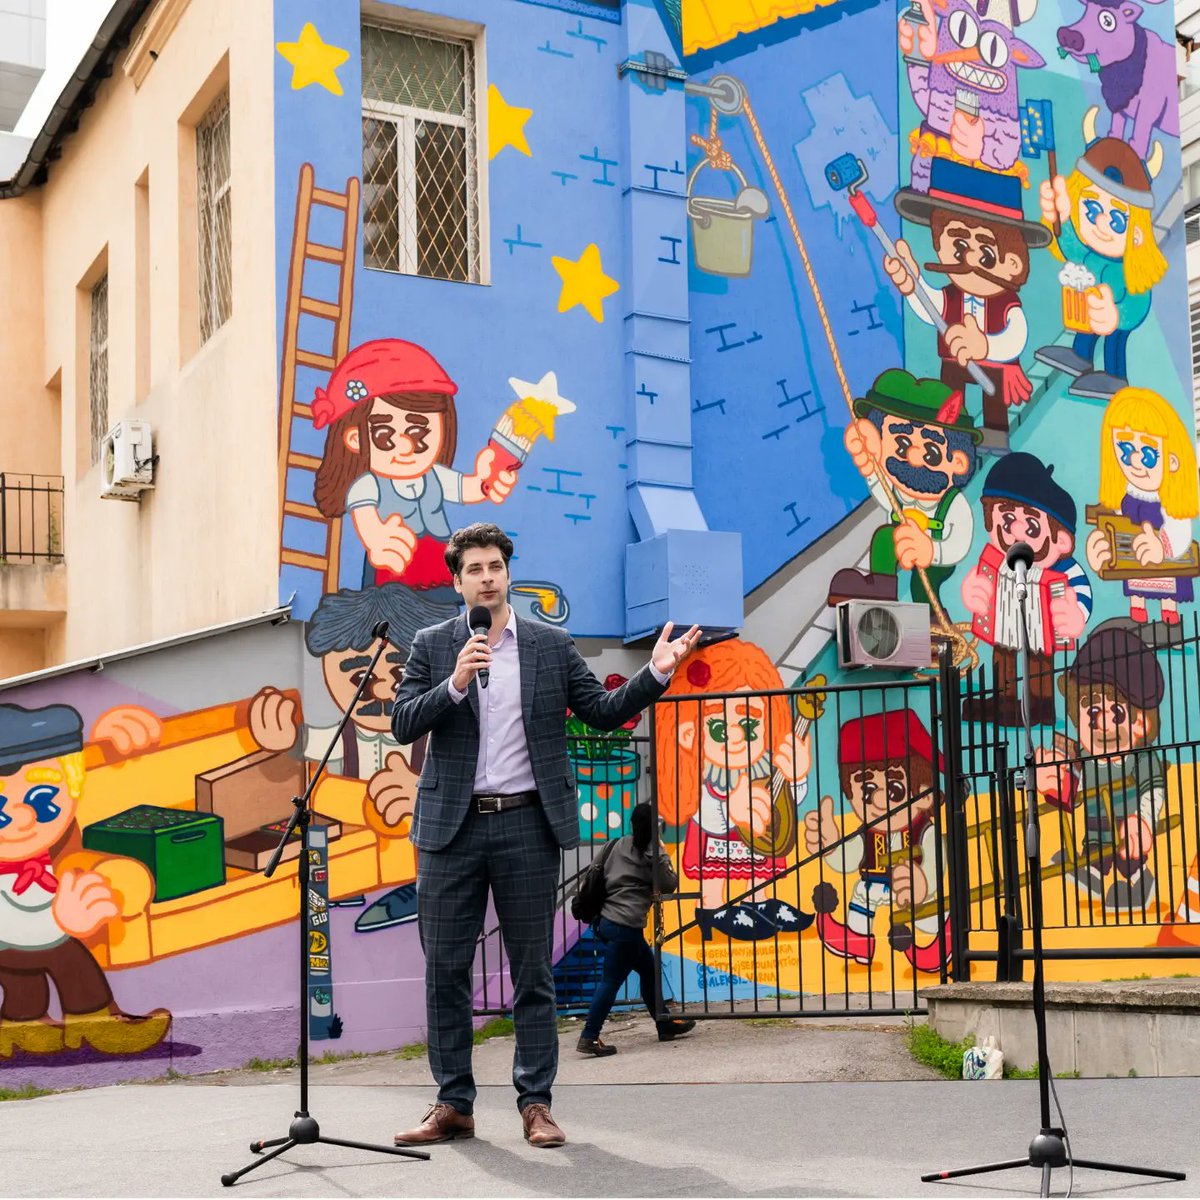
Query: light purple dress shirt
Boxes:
[
  {"xmin": 448, "ymin": 608, "xmax": 671, "ymax": 795},
  {"xmin": 448, "ymin": 608, "xmax": 536, "ymax": 795}
]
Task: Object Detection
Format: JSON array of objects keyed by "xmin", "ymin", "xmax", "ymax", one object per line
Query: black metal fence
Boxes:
[
  {"xmin": 649, "ymin": 669, "xmax": 950, "ymax": 1019},
  {"xmin": 954, "ymin": 613, "xmax": 1200, "ymax": 977},
  {"xmin": 0, "ymin": 474, "xmax": 64, "ymax": 563},
  {"xmin": 473, "ymin": 733, "xmax": 656, "ymax": 1017},
  {"xmin": 472, "ymin": 612, "xmax": 1200, "ymax": 1025}
]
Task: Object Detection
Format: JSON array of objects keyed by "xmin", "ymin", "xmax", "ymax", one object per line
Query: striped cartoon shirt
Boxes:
[{"xmin": 1060, "ymin": 555, "xmax": 1093, "ymax": 617}]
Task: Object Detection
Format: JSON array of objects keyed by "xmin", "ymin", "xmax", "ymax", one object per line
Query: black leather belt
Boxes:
[{"xmin": 473, "ymin": 791, "xmax": 539, "ymax": 814}]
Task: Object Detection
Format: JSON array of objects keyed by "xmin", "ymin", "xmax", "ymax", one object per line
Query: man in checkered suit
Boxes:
[{"xmin": 391, "ymin": 523, "xmax": 700, "ymax": 1149}]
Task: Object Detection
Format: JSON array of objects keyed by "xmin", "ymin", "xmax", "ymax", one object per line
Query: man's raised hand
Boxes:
[{"xmin": 650, "ymin": 622, "xmax": 702, "ymax": 677}]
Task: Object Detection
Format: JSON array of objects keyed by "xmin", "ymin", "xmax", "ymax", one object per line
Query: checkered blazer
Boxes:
[{"xmin": 392, "ymin": 613, "xmax": 665, "ymax": 852}]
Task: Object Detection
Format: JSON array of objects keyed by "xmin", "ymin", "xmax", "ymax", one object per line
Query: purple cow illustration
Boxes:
[
  {"xmin": 901, "ymin": 0, "xmax": 1046, "ymax": 193},
  {"xmin": 1056, "ymin": 0, "xmax": 1179, "ymax": 158}
]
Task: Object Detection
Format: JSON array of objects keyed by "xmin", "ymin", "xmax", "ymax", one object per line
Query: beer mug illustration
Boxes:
[{"xmin": 1059, "ymin": 262, "xmax": 1098, "ymax": 334}]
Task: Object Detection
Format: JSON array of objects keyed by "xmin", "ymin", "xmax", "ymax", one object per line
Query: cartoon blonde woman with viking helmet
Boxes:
[{"xmin": 1034, "ymin": 114, "xmax": 1167, "ymax": 402}]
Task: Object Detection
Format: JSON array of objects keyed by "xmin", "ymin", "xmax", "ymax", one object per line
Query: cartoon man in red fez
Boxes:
[{"xmin": 804, "ymin": 710, "xmax": 950, "ymax": 972}]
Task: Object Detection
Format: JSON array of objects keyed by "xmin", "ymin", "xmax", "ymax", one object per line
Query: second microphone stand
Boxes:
[
  {"xmin": 922, "ymin": 543, "xmax": 1183, "ymax": 1196},
  {"xmin": 221, "ymin": 620, "xmax": 430, "ymax": 1187}
]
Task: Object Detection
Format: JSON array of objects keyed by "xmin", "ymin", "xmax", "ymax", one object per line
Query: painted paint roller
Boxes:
[{"xmin": 823, "ymin": 152, "xmax": 995, "ymax": 396}]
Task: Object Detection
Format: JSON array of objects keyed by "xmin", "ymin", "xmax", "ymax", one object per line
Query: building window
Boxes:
[
  {"xmin": 89, "ymin": 274, "xmax": 109, "ymax": 466},
  {"xmin": 1191, "ymin": 289, "xmax": 1200, "ymax": 437},
  {"xmin": 197, "ymin": 88, "xmax": 232, "ymax": 342},
  {"xmin": 361, "ymin": 22, "xmax": 481, "ymax": 283},
  {"xmin": 1184, "ymin": 163, "xmax": 1200, "ymax": 211}
]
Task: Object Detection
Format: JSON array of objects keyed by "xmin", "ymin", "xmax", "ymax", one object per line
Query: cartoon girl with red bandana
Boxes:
[{"xmin": 312, "ymin": 339, "xmax": 518, "ymax": 593}]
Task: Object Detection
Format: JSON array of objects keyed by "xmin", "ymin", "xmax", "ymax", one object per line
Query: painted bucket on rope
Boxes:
[{"xmin": 687, "ymin": 160, "xmax": 768, "ymax": 278}]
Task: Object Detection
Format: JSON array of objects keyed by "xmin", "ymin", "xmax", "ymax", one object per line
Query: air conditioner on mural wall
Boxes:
[
  {"xmin": 100, "ymin": 419, "xmax": 155, "ymax": 501},
  {"xmin": 836, "ymin": 600, "xmax": 932, "ymax": 670}
]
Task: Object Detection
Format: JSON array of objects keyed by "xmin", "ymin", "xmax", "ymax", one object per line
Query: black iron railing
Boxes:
[
  {"xmin": 0, "ymin": 474, "xmax": 64, "ymax": 563},
  {"xmin": 651, "ymin": 668, "xmax": 949, "ymax": 1020},
  {"xmin": 958, "ymin": 612, "xmax": 1200, "ymax": 975},
  {"xmin": 473, "ymin": 733, "xmax": 655, "ymax": 1017}
]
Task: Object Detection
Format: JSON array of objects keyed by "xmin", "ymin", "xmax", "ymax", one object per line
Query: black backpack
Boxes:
[{"xmin": 570, "ymin": 839, "xmax": 618, "ymax": 925}]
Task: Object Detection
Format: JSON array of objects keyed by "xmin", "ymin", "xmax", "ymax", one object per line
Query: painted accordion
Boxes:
[{"xmin": 970, "ymin": 543, "xmax": 1077, "ymax": 655}]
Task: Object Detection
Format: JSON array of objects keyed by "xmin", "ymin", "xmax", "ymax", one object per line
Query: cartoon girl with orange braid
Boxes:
[{"xmin": 655, "ymin": 641, "xmax": 813, "ymax": 941}]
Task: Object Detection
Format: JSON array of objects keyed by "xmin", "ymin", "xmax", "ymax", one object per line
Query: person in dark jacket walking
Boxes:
[{"xmin": 577, "ymin": 803, "xmax": 696, "ymax": 1056}]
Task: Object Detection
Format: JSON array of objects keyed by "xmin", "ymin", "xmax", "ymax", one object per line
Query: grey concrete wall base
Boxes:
[{"xmin": 922, "ymin": 980, "xmax": 1200, "ymax": 1078}]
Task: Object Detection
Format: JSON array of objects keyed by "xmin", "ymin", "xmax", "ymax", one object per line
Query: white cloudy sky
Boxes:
[{"xmin": 14, "ymin": 0, "xmax": 117, "ymax": 138}]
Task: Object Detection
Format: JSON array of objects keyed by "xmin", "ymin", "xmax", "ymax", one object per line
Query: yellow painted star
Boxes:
[
  {"xmin": 551, "ymin": 244, "xmax": 619, "ymax": 323},
  {"xmin": 277, "ymin": 23, "xmax": 350, "ymax": 96},
  {"xmin": 488, "ymin": 84, "xmax": 532, "ymax": 160}
]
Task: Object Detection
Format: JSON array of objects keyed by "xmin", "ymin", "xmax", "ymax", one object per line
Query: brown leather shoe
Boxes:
[
  {"xmin": 521, "ymin": 1103, "xmax": 566, "ymax": 1148},
  {"xmin": 394, "ymin": 1102, "xmax": 475, "ymax": 1145}
]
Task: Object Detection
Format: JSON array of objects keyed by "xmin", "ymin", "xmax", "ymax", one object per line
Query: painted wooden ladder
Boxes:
[{"xmin": 277, "ymin": 163, "xmax": 360, "ymax": 594}]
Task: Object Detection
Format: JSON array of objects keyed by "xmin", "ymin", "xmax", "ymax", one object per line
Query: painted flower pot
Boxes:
[{"xmin": 571, "ymin": 747, "xmax": 641, "ymax": 842}]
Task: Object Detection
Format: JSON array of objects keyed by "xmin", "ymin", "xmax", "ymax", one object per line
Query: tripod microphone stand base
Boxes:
[
  {"xmin": 221, "ymin": 1110, "xmax": 429, "ymax": 1187},
  {"xmin": 922, "ymin": 1127, "xmax": 1184, "ymax": 1196}
]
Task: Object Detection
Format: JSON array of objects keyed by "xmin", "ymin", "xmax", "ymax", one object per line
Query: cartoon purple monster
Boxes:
[{"xmin": 901, "ymin": 0, "xmax": 1046, "ymax": 192}]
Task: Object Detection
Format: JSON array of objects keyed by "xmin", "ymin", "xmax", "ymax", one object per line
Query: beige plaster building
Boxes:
[{"xmin": 0, "ymin": 0, "xmax": 277, "ymax": 678}]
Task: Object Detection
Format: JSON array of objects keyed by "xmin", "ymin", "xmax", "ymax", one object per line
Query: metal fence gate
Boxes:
[{"xmin": 473, "ymin": 619, "xmax": 1200, "ymax": 1023}]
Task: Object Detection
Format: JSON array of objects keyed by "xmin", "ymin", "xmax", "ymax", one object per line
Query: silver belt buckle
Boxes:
[{"xmin": 477, "ymin": 795, "xmax": 501, "ymax": 813}]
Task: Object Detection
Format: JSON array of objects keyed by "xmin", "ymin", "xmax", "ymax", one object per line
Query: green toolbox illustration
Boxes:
[{"xmin": 82, "ymin": 804, "xmax": 226, "ymax": 901}]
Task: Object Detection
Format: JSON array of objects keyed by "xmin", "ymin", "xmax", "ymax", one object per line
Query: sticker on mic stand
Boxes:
[{"xmin": 306, "ymin": 826, "xmax": 341, "ymax": 1038}]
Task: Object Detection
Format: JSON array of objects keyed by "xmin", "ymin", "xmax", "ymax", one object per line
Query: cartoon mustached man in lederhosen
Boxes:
[{"xmin": 828, "ymin": 369, "xmax": 980, "ymax": 611}]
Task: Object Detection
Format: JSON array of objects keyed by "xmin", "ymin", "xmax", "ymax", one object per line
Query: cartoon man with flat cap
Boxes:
[
  {"xmin": 0, "ymin": 703, "xmax": 171, "ymax": 1057},
  {"xmin": 1035, "ymin": 627, "xmax": 1168, "ymax": 911}
]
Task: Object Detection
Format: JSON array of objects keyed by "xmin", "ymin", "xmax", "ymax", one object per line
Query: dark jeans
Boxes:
[
  {"xmin": 582, "ymin": 917, "xmax": 667, "ymax": 1040},
  {"xmin": 1072, "ymin": 329, "xmax": 1131, "ymax": 379}
]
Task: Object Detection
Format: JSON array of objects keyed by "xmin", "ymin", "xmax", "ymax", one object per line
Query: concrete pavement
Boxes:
[{"xmin": 6, "ymin": 1014, "xmax": 1196, "ymax": 1197}]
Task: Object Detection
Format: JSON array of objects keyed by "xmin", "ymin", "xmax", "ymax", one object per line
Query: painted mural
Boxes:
[{"xmin": 3, "ymin": 0, "xmax": 1199, "ymax": 1090}]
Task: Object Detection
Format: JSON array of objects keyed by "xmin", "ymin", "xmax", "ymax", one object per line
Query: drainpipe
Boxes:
[
  {"xmin": 0, "ymin": 0, "xmax": 153, "ymax": 199},
  {"xmin": 616, "ymin": 4, "xmax": 743, "ymax": 642}
]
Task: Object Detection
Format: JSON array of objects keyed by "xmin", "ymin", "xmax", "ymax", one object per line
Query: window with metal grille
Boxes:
[
  {"xmin": 197, "ymin": 89, "xmax": 232, "ymax": 342},
  {"xmin": 361, "ymin": 22, "xmax": 481, "ymax": 283},
  {"xmin": 89, "ymin": 274, "xmax": 109, "ymax": 467}
]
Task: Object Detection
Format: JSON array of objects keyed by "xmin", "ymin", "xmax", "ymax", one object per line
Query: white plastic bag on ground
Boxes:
[{"xmin": 962, "ymin": 1036, "xmax": 1004, "ymax": 1079}]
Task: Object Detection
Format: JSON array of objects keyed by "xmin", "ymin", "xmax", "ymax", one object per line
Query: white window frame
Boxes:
[
  {"xmin": 197, "ymin": 88, "xmax": 231, "ymax": 343},
  {"xmin": 360, "ymin": 19, "xmax": 484, "ymax": 284}
]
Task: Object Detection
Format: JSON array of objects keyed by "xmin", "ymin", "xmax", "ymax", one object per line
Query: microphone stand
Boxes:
[
  {"xmin": 922, "ymin": 546, "xmax": 1183, "ymax": 1195},
  {"xmin": 221, "ymin": 621, "xmax": 430, "ymax": 1187}
]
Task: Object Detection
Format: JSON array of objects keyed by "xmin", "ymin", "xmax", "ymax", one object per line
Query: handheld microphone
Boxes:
[
  {"xmin": 468, "ymin": 605, "xmax": 492, "ymax": 689},
  {"xmin": 1005, "ymin": 541, "xmax": 1035, "ymax": 601},
  {"xmin": 372, "ymin": 620, "xmax": 389, "ymax": 641}
]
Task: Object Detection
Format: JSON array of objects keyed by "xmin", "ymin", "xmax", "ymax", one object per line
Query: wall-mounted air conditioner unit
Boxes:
[
  {"xmin": 100, "ymin": 419, "xmax": 155, "ymax": 501},
  {"xmin": 836, "ymin": 600, "xmax": 932, "ymax": 670}
]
